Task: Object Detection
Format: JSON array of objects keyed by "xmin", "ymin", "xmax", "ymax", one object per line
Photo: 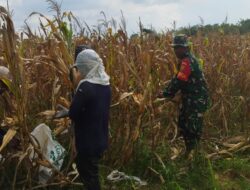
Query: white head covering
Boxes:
[
  {"xmin": 0, "ymin": 66, "xmax": 10, "ymax": 80},
  {"xmin": 73, "ymin": 49, "xmax": 110, "ymax": 90},
  {"xmin": 0, "ymin": 66, "xmax": 12, "ymax": 90}
]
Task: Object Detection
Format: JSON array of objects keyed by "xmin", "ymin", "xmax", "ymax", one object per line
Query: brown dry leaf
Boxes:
[
  {"xmin": 154, "ymin": 152, "xmax": 166, "ymax": 170},
  {"xmin": 238, "ymin": 96, "xmax": 246, "ymax": 102},
  {"xmin": 53, "ymin": 124, "xmax": 68, "ymax": 136},
  {"xmin": 0, "ymin": 128, "xmax": 17, "ymax": 152},
  {"xmin": 54, "ymin": 34, "xmax": 74, "ymax": 66},
  {"xmin": 38, "ymin": 110, "xmax": 56, "ymax": 120},
  {"xmin": 153, "ymin": 98, "xmax": 165, "ymax": 104},
  {"xmin": 54, "ymin": 118, "xmax": 70, "ymax": 127},
  {"xmin": 170, "ymin": 121, "xmax": 178, "ymax": 143},
  {"xmin": 221, "ymin": 103, "xmax": 228, "ymax": 133},
  {"xmin": 237, "ymin": 145, "xmax": 250, "ymax": 152},
  {"xmin": 206, "ymin": 149, "xmax": 233, "ymax": 159},
  {"xmin": 132, "ymin": 93, "xmax": 144, "ymax": 105},
  {"xmin": 37, "ymin": 159, "xmax": 52, "ymax": 168},
  {"xmin": 217, "ymin": 150, "xmax": 234, "ymax": 157},
  {"xmin": 153, "ymin": 122, "xmax": 161, "ymax": 129},
  {"xmin": 131, "ymin": 128, "xmax": 139, "ymax": 142},
  {"xmin": 222, "ymin": 143, "xmax": 238, "ymax": 148},
  {"xmin": 53, "ymin": 84, "xmax": 61, "ymax": 97},
  {"xmin": 110, "ymin": 102, "xmax": 120, "ymax": 108},
  {"xmin": 119, "ymin": 92, "xmax": 134, "ymax": 101},
  {"xmin": 56, "ymin": 56, "xmax": 69, "ymax": 75},
  {"xmin": 123, "ymin": 147, "xmax": 133, "ymax": 162},
  {"xmin": 2, "ymin": 116, "xmax": 18, "ymax": 126},
  {"xmin": 216, "ymin": 88, "xmax": 223, "ymax": 95},
  {"xmin": 148, "ymin": 167, "xmax": 165, "ymax": 184},
  {"xmin": 228, "ymin": 141, "xmax": 246, "ymax": 152},
  {"xmin": 247, "ymin": 72, "xmax": 250, "ymax": 81},
  {"xmin": 110, "ymin": 92, "xmax": 134, "ymax": 107},
  {"xmin": 28, "ymin": 82, "xmax": 37, "ymax": 90},
  {"xmin": 58, "ymin": 96, "xmax": 70, "ymax": 108},
  {"xmin": 29, "ymin": 12, "xmax": 57, "ymax": 33},
  {"xmin": 170, "ymin": 147, "xmax": 181, "ymax": 160},
  {"xmin": 224, "ymin": 136, "xmax": 246, "ymax": 144},
  {"xmin": 131, "ymin": 115, "xmax": 142, "ymax": 141}
]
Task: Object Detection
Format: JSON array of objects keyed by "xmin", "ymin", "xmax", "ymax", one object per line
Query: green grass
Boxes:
[
  {"xmin": 214, "ymin": 157, "xmax": 250, "ymax": 190},
  {"xmin": 4, "ymin": 139, "xmax": 250, "ymax": 190},
  {"xmin": 98, "ymin": 148, "xmax": 250, "ymax": 190}
]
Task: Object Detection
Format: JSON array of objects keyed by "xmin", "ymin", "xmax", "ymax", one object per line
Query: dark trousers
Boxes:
[
  {"xmin": 76, "ymin": 153, "xmax": 101, "ymax": 190},
  {"xmin": 178, "ymin": 107, "xmax": 203, "ymax": 152}
]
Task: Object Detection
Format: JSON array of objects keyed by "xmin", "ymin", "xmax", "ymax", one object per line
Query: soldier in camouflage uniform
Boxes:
[{"xmin": 159, "ymin": 34, "xmax": 209, "ymax": 156}]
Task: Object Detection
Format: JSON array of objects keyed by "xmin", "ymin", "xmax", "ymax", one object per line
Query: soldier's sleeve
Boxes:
[
  {"xmin": 177, "ymin": 58, "xmax": 191, "ymax": 81},
  {"xmin": 163, "ymin": 58, "xmax": 191, "ymax": 98}
]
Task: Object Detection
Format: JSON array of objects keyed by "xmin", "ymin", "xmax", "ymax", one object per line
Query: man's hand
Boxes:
[
  {"xmin": 163, "ymin": 80, "xmax": 171, "ymax": 86},
  {"xmin": 157, "ymin": 90, "xmax": 165, "ymax": 99},
  {"xmin": 154, "ymin": 91, "xmax": 166, "ymax": 103},
  {"xmin": 172, "ymin": 91, "xmax": 182, "ymax": 103}
]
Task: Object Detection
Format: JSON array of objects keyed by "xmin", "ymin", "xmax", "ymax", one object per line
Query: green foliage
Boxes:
[
  {"xmin": 170, "ymin": 153, "xmax": 219, "ymax": 190},
  {"xmin": 111, "ymin": 141, "xmax": 222, "ymax": 190},
  {"xmin": 178, "ymin": 19, "xmax": 250, "ymax": 36},
  {"xmin": 239, "ymin": 19, "xmax": 250, "ymax": 34},
  {"xmin": 214, "ymin": 157, "xmax": 250, "ymax": 190}
]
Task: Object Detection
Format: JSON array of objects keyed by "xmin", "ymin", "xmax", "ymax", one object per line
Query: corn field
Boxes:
[{"xmin": 0, "ymin": 2, "xmax": 249, "ymax": 189}]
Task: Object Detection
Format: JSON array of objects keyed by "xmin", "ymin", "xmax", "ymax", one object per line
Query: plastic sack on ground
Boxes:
[
  {"xmin": 30, "ymin": 123, "xmax": 66, "ymax": 184},
  {"xmin": 107, "ymin": 170, "xmax": 147, "ymax": 186}
]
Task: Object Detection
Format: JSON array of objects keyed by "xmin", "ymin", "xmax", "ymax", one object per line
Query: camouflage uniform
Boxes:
[{"xmin": 163, "ymin": 35, "xmax": 209, "ymax": 152}]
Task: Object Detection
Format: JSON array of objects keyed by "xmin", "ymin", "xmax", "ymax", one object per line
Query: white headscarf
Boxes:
[{"xmin": 73, "ymin": 49, "xmax": 110, "ymax": 90}]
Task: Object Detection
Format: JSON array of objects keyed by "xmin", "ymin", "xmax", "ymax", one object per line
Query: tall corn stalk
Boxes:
[
  {"xmin": 0, "ymin": 7, "xmax": 28, "ymax": 147},
  {"xmin": 0, "ymin": 3, "xmax": 249, "ymax": 187}
]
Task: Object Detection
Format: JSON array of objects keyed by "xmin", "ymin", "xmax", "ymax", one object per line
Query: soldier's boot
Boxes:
[{"xmin": 184, "ymin": 138, "xmax": 200, "ymax": 161}]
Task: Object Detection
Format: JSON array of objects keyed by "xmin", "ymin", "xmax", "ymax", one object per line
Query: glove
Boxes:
[{"xmin": 53, "ymin": 104, "xmax": 69, "ymax": 119}]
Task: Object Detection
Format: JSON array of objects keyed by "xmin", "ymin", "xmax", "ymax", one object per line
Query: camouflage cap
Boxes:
[{"xmin": 171, "ymin": 34, "xmax": 189, "ymax": 47}]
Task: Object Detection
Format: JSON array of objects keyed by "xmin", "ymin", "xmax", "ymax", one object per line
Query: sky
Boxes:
[{"xmin": 0, "ymin": 0, "xmax": 250, "ymax": 34}]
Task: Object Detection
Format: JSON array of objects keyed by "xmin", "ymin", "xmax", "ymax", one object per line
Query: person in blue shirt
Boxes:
[{"xmin": 69, "ymin": 48, "xmax": 111, "ymax": 190}]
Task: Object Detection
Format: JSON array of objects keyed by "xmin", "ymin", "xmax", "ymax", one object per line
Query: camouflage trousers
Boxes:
[{"xmin": 178, "ymin": 107, "xmax": 204, "ymax": 152}]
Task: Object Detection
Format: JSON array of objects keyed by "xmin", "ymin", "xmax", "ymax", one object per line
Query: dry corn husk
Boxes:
[{"xmin": 0, "ymin": 128, "xmax": 17, "ymax": 152}]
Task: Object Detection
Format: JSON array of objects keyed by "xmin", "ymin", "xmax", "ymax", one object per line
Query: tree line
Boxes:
[{"xmin": 178, "ymin": 19, "xmax": 250, "ymax": 35}]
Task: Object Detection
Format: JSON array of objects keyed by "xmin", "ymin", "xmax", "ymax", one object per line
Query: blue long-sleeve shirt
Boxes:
[{"xmin": 69, "ymin": 81, "xmax": 111, "ymax": 156}]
